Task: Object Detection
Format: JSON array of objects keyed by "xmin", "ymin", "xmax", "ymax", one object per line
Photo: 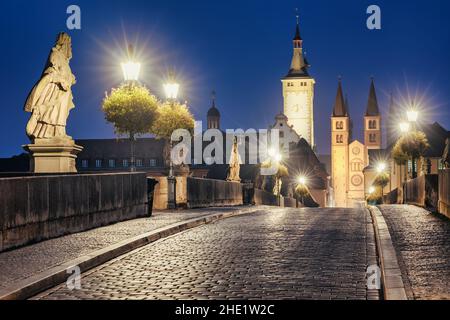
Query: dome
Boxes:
[{"xmin": 207, "ymin": 106, "xmax": 220, "ymax": 118}]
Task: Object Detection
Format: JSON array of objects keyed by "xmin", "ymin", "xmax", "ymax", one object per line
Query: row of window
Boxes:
[
  {"xmin": 368, "ymin": 133, "xmax": 377, "ymax": 143},
  {"xmin": 286, "ymin": 82, "xmax": 308, "ymax": 87},
  {"xmin": 80, "ymin": 158, "xmax": 158, "ymax": 169},
  {"xmin": 336, "ymin": 121, "xmax": 345, "ymax": 130},
  {"xmin": 367, "ymin": 120, "xmax": 378, "ymax": 130},
  {"xmin": 335, "ymin": 135, "xmax": 345, "ymax": 144}
]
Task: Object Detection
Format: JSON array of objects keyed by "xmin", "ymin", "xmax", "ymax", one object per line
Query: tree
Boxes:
[
  {"xmin": 102, "ymin": 85, "xmax": 159, "ymax": 170},
  {"xmin": 373, "ymin": 172, "xmax": 390, "ymax": 202},
  {"xmin": 295, "ymin": 183, "xmax": 310, "ymax": 206},
  {"xmin": 393, "ymin": 131, "xmax": 429, "ymax": 178},
  {"xmin": 151, "ymin": 101, "xmax": 195, "ymax": 167}
]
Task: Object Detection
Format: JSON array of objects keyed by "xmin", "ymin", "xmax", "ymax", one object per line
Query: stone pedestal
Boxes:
[{"xmin": 23, "ymin": 138, "xmax": 83, "ymax": 173}]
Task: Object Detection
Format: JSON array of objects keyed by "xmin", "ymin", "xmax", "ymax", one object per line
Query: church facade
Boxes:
[{"xmin": 331, "ymin": 79, "xmax": 382, "ymax": 207}]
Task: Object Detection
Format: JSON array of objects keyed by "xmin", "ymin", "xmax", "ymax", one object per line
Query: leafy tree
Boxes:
[
  {"xmin": 151, "ymin": 101, "xmax": 195, "ymax": 166},
  {"xmin": 295, "ymin": 183, "xmax": 310, "ymax": 205},
  {"xmin": 102, "ymin": 85, "xmax": 159, "ymax": 170},
  {"xmin": 392, "ymin": 131, "xmax": 429, "ymax": 178},
  {"xmin": 373, "ymin": 172, "xmax": 390, "ymax": 203}
]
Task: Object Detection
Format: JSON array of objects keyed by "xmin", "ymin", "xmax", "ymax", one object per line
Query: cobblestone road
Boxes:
[
  {"xmin": 0, "ymin": 207, "xmax": 254, "ymax": 290},
  {"xmin": 34, "ymin": 206, "xmax": 379, "ymax": 300},
  {"xmin": 379, "ymin": 205, "xmax": 450, "ymax": 300}
]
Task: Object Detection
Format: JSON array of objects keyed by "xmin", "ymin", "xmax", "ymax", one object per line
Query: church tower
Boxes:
[
  {"xmin": 364, "ymin": 79, "xmax": 382, "ymax": 149},
  {"xmin": 331, "ymin": 79, "xmax": 350, "ymax": 207},
  {"xmin": 207, "ymin": 91, "xmax": 221, "ymax": 129},
  {"xmin": 281, "ymin": 15, "xmax": 316, "ymax": 148}
]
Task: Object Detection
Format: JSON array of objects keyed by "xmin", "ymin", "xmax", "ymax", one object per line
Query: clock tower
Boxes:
[{"xmin": 282, "ymin": 15, "xmax": 315, "ymax": 148}]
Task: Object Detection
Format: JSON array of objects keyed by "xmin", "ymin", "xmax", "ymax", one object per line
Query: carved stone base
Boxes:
[{"xmin": 23, "ymin": 138, "xmax": 83, "ymax": 173}]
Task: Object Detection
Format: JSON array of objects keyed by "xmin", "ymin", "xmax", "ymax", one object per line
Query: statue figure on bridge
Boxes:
[
  {"xmin": 227, "ymin": 136, "xmax": 241, "ymax": 182},
  {"xmin": 24, "ymin": 32, "xmax": 76, "ymax": 141},
  {"xmin": 23, "ymin": 32, "xmax": 82, "ymax": 173},
  {"xmin": 443, "ymin": 138, "xmax": 450, "ymax": 169}
]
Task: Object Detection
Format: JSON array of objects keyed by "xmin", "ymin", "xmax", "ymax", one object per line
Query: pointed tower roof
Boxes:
[
  {"xmin": 333, "ymin": 79, "xmax": 348, "ymax": 117},
  {"xmin": 293, "ymin": 14, "xmax": 302, "ymax": 40},
  {"xmin": 207, "ymin": 90, "xmax": 220, "ymax": 117},
  {"xmin": 366, "ymin": 78, "xmax": 380, "ymax": 116},
  {"xmin": 285, "ymin": 13, "xmax": 309, "ymax": 79}
]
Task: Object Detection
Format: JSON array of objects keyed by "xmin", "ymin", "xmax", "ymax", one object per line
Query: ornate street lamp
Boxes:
[
  {"xmin": 406, "ymin": 109, "xmax": 418, "ymax": 123},
  {"xmin": 121, "ymin": 45, "xmax": 141, "ymax": 83},
  {"xmin": 163, "ymin": 71, "xmax": 180, "ymax": 100},
  {"xmin": 376, "ymin": 162, "xmax": 386, "ymax": 174},
  {"xmin": 121, "ymin": 44, "xmax": 141, "ymax": 173},
  {"xmin": 164, "ymin": 70, "xmax": 180, "ymax": 210}
]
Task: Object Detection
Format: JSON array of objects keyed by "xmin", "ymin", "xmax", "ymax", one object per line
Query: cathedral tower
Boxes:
[
  {"xmin": 364, "ymin": 79, "xmax": 382, "ymax": 149},
  {"xmin": 331, "ymin": 79, "xmax": 350, "ymax": 207},
  {"xmin": 207, "ymin": 91, "xmax": 221, "ymax": 130},
  {"xmin": 281, "ymin": 15, "xmax": 316, "ymax": 148}
]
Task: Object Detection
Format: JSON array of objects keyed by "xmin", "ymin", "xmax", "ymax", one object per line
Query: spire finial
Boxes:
[
  {"xmin": 211, "ymin": 90, "xmax": 216, "ymax": 107},
  {"xmin": 295, "ymin": 8, "xmax": 299, "ymax": 25}
]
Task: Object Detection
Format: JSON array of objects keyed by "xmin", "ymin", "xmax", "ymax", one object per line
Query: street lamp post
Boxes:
[
  {"xmin": 121, "ymin": 45, "xmax": 141, "ymax": 172},
  {"xmin": 407, "ymin": 105, "xmax": 419, "ymax": 178},
  {"xmin": 164, "ymin": 71, "xmax": 180, "ymax": 210}
]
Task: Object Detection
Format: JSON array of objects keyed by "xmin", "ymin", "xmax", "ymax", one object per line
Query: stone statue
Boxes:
[
  {"xmin": 227, "ymin": 136, "xmax": 241, "ymax": 182},
  {"xmin": 24, "ymin": 32, "xmax": 76, "ymax": 141},
  {"xmin": 443, "ymin": 138, "xmax": 450, "ymax": 169},
  {"xmin": 23, "ymin": 33, "xmax": 82, "ymax": 173}
]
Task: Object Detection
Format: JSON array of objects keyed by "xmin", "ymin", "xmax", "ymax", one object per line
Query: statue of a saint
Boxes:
[
  {"xmin": 24, "ymin": 32, "xmax": 76, "ymax": 141},
  {"xmin": 227, "ymin": 136, "xmax": 241, "ymax": 182},
  {"xmin": 443, "ymin": 138, "xmax": 450, "ymax": 169}
]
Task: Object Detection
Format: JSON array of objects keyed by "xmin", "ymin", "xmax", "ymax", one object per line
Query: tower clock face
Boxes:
[{"xmin": 286, "ymin": 92, "xmax": 308, "ymax": 115}]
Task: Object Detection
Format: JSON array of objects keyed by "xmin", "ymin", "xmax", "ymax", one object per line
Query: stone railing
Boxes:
[
  {"xmin": 383, "ymin": 188, "xmax": 399, "ymax": 204},
  {"xmin": 404, "ymin": 174, "xmax": 439, "ymax": 210},
  {"xmin": 186, "ymin": 177, "xmax": 243, "ymax": 208},
  {"xmin": 0, "ymin": 173, "xmax": 149, "ymax": 252},
  {"xmin": 438, "ymin": 169, "xmax": 450, "ymax": 219},
  {"xmin": 253, "ymin": 189, "xmax": 278, "ymax": 206}
]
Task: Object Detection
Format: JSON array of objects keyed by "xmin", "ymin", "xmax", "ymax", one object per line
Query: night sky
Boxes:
[{"xmin": 1, "ymin": 0, "xmax": 449, "ymax": 157}]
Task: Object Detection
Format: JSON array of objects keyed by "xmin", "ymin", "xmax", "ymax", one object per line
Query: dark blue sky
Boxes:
[{"xmin": 1, "ymin": 0, "xmax": 449, "ymax": 157}]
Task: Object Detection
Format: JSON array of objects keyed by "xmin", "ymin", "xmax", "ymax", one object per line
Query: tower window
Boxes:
[
  {"xmin": 368, "ymin": 120, "xmax": 377, "ymax": 129},
  {"xmin": 369, "ymin": 134, "xmax": 377, "ymax": 143},
  {"xmin": 336, "ymin": 135, "xmax": 344, "ymax": 144},
  {"xmin": 336, "ymin": 121, "xmax": 344, "ymax": 130}
]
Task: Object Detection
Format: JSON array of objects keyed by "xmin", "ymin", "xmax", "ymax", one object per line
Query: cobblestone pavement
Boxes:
[
  {"xmin": 378, "ymin": 205, "xmax": 450, "ymax": 300},
  {"xmin": 0, "ymin": 206, "xmax": 256, "ymax": 290},
  {"xmin": 34, "ymin": 206, "xmax": 379, "ymax": 300}
]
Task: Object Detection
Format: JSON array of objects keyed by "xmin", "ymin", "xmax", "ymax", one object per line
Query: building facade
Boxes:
[
  {"xmin": 281, "ymin": 17, "xmax": 315, "ymax": 148},
  {"xmin": 331, "ymin": 79, "xmax": 378, "ymax": 207}
]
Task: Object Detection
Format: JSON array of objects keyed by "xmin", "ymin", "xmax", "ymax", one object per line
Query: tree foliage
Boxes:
[
  {"xmin": 295, "ymin": 183, "xmax": 310, "ymax": 198},
  {"xmin": 373, "ymin": 172, "xmax": 390, "ymax": 188},
  {"xmin": 151, "ymin": 101, "xmax": 195, "ymax": 140},
  {"xmin": 366, "ymin": 189, "xmax": 382, "ymax": 204},
  {"xmin": 102, "ymin": 85, "xmax": 159, "ymax": 139},
  {"xmin": 392, "ymin": 142, "xmax": 409, "ymax": 165},
  {"xmin": 392, "ymin": 131, "xmax": 429, "ymax": 161}
]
